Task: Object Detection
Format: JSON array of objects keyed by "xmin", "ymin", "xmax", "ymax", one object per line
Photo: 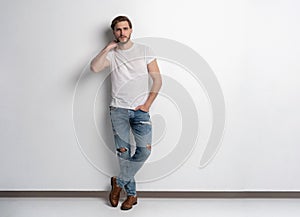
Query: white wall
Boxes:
[{"xmin": 1, "ymin": 0, "xmax": 300, "ymax": 191}]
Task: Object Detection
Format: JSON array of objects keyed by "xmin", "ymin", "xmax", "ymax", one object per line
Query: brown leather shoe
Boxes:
[
  {"xmin": 121, "ymin": 195, "xmax": 138, "ymax": 210},
  {"xmin": 109, "ymin": 177, "xmax": 122, "ymax": 207}
]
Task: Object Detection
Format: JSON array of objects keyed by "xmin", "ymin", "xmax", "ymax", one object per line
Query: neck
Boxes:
[{"xmin": 118, "ymin": 40, "xmax": 133, "ymax": 50}]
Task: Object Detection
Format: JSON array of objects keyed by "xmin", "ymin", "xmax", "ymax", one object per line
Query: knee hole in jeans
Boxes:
[
  {"xmin": 146, "ymin": 144, "xmax": 151, "ymax": 151},
  {"xmin": 117, "ymin": 147, "xmax": 128, "ymax": 153}
]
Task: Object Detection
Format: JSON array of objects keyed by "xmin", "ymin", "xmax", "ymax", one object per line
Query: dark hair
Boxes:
[{"xmin": 111, "ymin": 16, "xmax": 132, "ymax": 30}]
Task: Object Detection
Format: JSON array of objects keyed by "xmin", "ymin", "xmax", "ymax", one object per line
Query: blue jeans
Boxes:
[{"xmin": 110, "ymin": 106, "xmax": 152, "ymax": 196}]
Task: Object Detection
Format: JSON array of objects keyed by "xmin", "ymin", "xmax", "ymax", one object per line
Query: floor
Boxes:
[{"xmin": 1, "ymin": 194, "xmax": 300, "ymax": 217}]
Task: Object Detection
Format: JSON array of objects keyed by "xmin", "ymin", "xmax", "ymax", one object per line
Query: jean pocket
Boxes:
[{"xmin": 138, "ymin": 109, "xmax": 148, "ymax": 113}]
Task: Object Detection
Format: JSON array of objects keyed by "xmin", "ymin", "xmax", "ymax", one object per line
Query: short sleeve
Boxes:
[{"xmin": 145, "ymin": 46, "xmax": 156, "ymax": 64}]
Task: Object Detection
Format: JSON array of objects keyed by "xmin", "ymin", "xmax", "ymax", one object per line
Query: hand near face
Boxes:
[{"xmin": 105, "ymin": 40, "xmax": 118, "ymax": 51}]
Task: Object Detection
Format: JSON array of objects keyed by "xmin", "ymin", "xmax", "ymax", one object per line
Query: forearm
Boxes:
[
  {"xmin": 144, "ymin": 91, "xmax": 159, "ymax": 109},
  {"xmin": 144, "ymin": 74, "xmax": 162, "ymax": 108},
  {"xmin": 90, "ymin": 48, "xmax": 110, "ymax": 73},
  {"xmin": 90, "ymin": 41, "xmax": 117, "ymax": 72}
]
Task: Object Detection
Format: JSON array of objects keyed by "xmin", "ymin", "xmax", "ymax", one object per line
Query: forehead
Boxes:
[{"xmin": 114, "ymin": 21, "xmax": 130, "ymax": 29}]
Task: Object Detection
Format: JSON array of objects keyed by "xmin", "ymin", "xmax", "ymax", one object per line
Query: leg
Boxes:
[
  {"xmin": 109, "ymin": 107, "xmax": 132, "ymax": 187},
  {"xmin": 131, "ymin": 110, "xmax": 152, "ymax": 164},
  {"xmin": 123, "ymin": 110, "xmax": 152, "ymax": 196}
]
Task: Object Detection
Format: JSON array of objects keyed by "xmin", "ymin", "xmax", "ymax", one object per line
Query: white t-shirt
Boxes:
[{"xmin": 106, "ymin": 43, "xmax": 156, "ymax": 109}]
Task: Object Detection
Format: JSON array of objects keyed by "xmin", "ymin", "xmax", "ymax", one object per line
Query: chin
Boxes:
[{"xmin": 119, "ymin": 39, "xmax": 130, "ymax": 44}]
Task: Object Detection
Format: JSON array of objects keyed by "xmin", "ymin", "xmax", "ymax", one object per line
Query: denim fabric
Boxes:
[{"xmin": 110, "ymin": 106, "xmax": 152, "ymax": 196}]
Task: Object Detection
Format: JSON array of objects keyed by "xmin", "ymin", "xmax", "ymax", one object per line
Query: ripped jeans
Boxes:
[{"xmin": 109, "ymin": 106, "xmax": 152, "ymax": 196}]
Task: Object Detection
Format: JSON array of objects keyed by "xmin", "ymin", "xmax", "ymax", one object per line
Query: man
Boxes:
[{"xmin": 90, "ymin": 16, "xmax": 162, "ymax": 210}]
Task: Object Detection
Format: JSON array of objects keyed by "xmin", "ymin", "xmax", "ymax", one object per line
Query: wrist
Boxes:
[
  {"xmin": 103, "ymin": 46, "xmax": 111, "ymax": 53},
  {"xmin": 144, "ymin": 103, "xmax": 151, "ymax": 110}
]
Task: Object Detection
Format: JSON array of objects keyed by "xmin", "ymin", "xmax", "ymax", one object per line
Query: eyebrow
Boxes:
[{"xmin": 116, "ymin": 27, "xmax": 129, "ymax": 30}]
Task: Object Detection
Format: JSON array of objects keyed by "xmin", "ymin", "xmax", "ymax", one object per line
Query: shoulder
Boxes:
[
  {"xmin": 133, "ymin": 42, "xmax": 152, "ymax": 50},
  {"xmin": 133, "ymin": 43, "xmax": 155, "ymax": 57}
]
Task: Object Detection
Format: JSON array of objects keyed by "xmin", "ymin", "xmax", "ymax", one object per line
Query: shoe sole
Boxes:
[{"xmin": 121, "ymin": 201, "xmax": 138, "ymax": 210}]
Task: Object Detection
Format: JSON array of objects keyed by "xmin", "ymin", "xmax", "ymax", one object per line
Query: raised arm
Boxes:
[{"xmin": 90, "ymin": 41, "xmax": 118, "ymax": 73}]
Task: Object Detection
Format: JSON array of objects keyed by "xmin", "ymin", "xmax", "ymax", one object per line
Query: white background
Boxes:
[{"xmin": 0, "ymin": 0, "xmax": 300, "ymax": 191}]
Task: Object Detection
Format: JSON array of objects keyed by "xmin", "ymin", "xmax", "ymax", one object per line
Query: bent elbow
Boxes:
[
  {"xmin": 158, "ymin": 80, "xmax": 162, "ymax": 91},
  {"xmin": 90, "ymin": 64, "xmax": 99, "ymax": 73},
  {"xmin": 156, "ymin": 75, "xmax": 163, "ymax": 88}
]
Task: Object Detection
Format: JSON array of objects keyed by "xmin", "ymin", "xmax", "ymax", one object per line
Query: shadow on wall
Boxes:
[
  {"xmin": 70, "ymin": 27, "xmax": 114, "ymax": 86},
  {"xmin": 71, "ymin": 26, "xmax": 120, "ymax": 176}
]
